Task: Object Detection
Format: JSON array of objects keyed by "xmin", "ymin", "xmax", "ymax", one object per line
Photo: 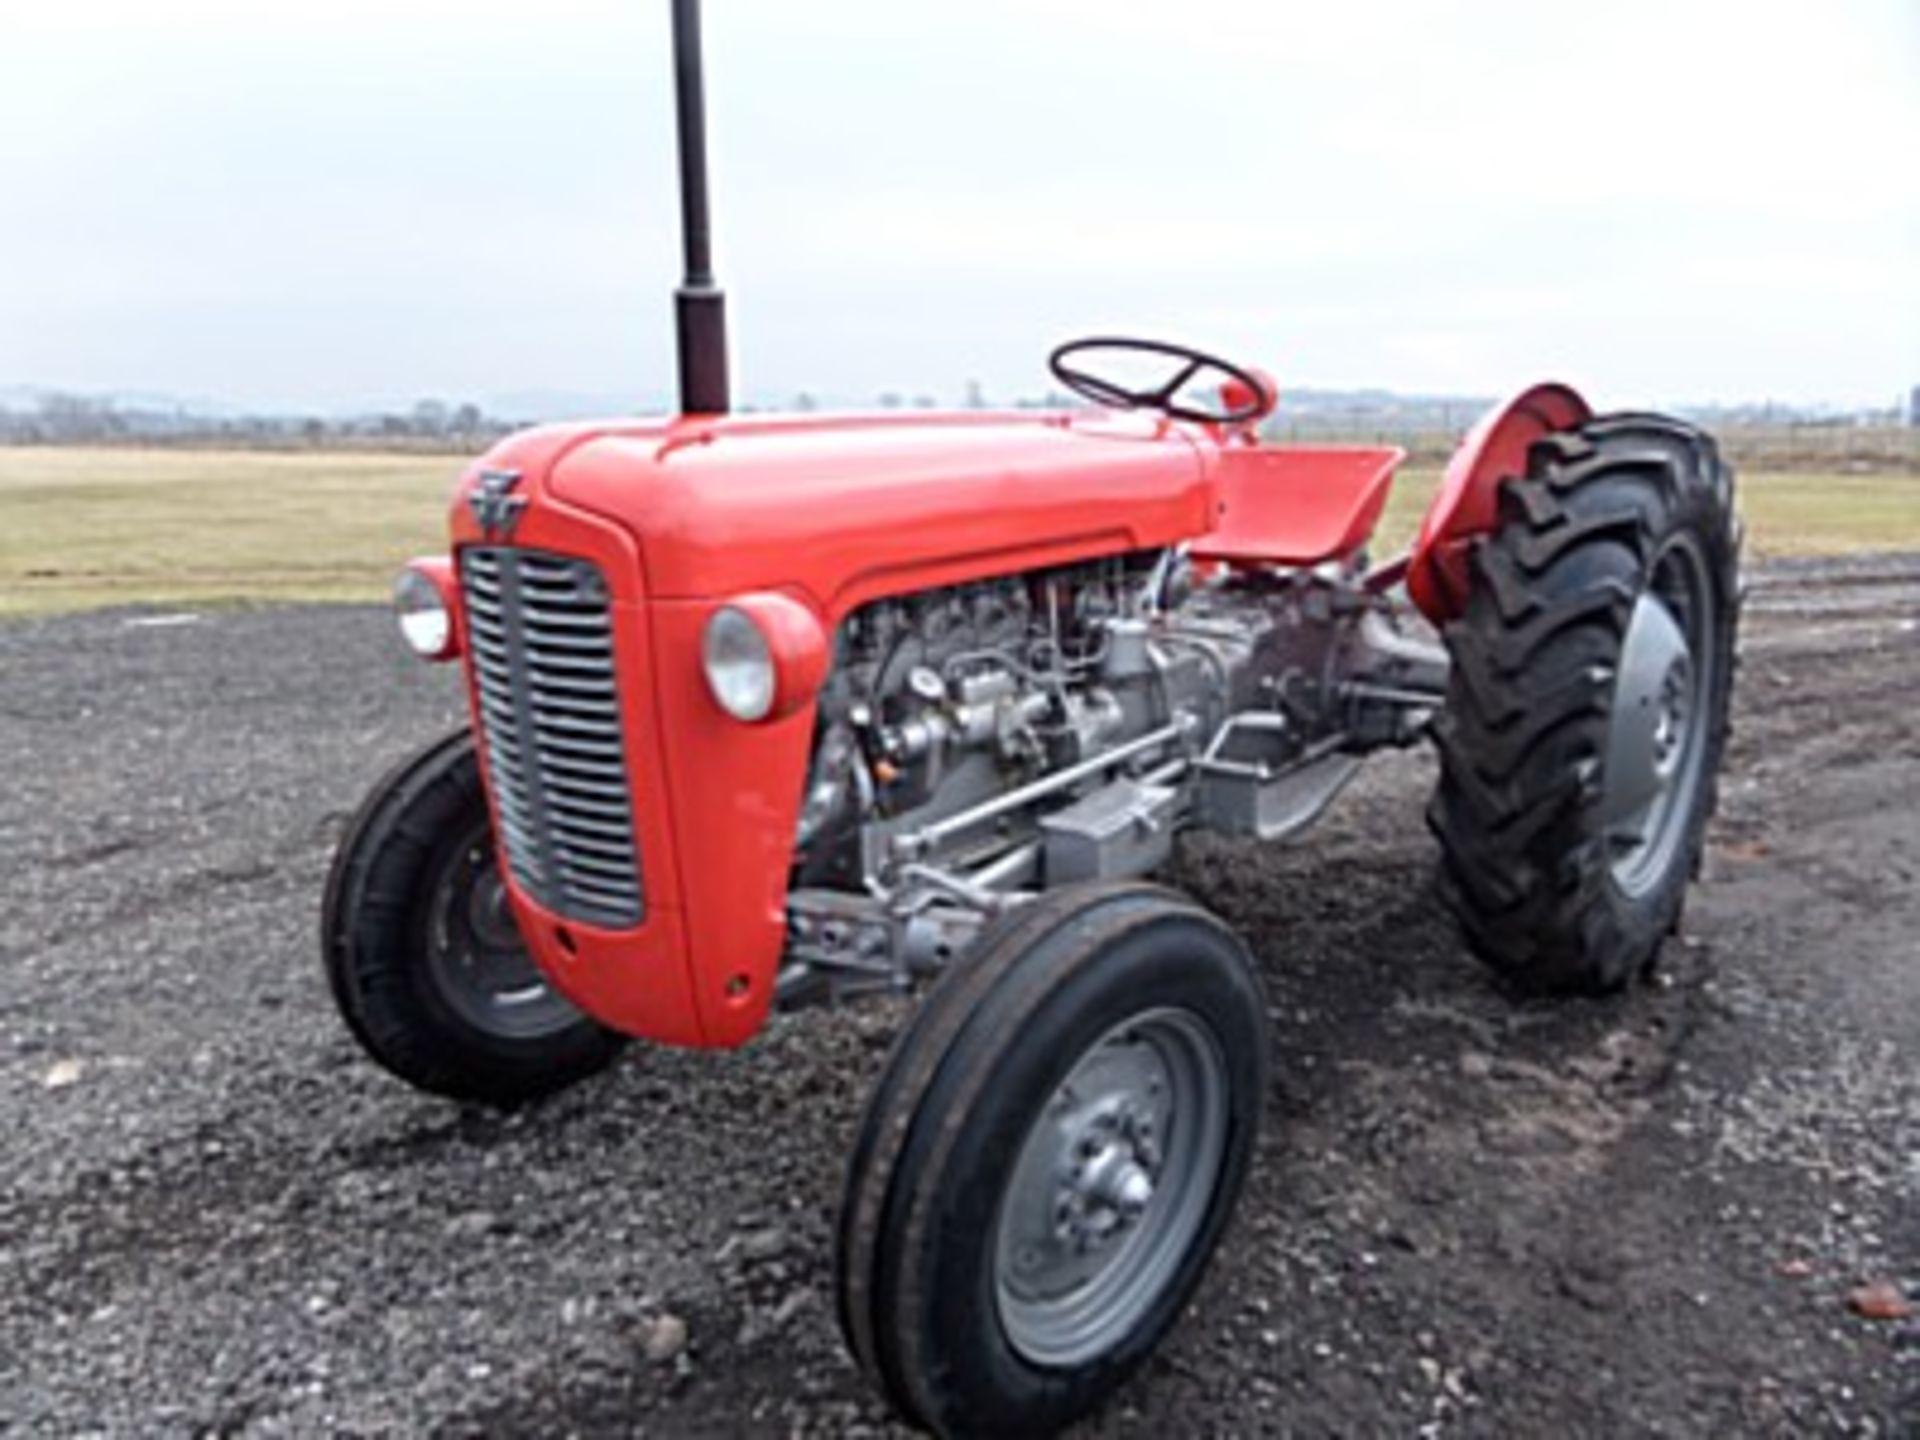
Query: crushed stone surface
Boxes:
[{"xmin": 2, "ymin": 555, "xmax": 1916, "ymax": 1435}]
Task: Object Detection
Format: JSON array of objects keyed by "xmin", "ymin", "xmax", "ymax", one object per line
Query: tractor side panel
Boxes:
[
  {"xmin": 1407, "ymin": 383, "xmax": 1592, "ymax": 622},
  {"xmin": 644, "ymin": 597, "xmax": 820, "ymax": 1046}
]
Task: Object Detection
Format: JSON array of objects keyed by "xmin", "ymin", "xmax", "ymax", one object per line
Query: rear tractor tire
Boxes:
[
  {"xmin": 322, "ymin": 731, "xmax": 626, "ymax": 1106},
  {"xmin": 1430, "ymin": 414, "xmax": 1739, "ymax": 993},
  {"xmin": 837, "ymin": 884, "xmax": 1268, "ymax": 1438}
]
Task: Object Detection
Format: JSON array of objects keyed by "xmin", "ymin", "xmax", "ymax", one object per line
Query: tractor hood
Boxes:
[{"xmin": 460, "ymin": 409, "xmax": 1217, "ymax": 618}]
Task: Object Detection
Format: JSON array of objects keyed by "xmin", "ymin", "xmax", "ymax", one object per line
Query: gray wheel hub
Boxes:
[
  {"xmin": 994, "ymin": 1007, "xmax": 1228, "ymax": 1368},
  {"xmin": 426, "ymin": 838, "xmax": 582, "ymax": 1040},
  {"xmin": 1602, "ymin": 541, "xmax": 1715, "ymax": 897}
]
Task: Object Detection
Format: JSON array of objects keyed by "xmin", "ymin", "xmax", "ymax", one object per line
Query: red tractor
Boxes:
[{"xmin": 322, "ymin": 5, "xmax": 1739, "ymax": 1434}]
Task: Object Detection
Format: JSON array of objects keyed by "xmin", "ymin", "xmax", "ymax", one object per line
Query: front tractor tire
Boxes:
[
  {"xmin": 322, "ymin": 731, "xmax": 625, "ymax": 1106},
  {"xmin": 1430, "ymin": 415, "xmax": 1739, "ymax": 993},
  {"xmin": 837, "ymin": 884, "xmax": 1268, "ymax": 1438}
]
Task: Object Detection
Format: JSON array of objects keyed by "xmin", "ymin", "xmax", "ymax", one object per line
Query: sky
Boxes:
[{"xmin": 2, "ymin": 0, "xmax": 1915, "ymax": 415}]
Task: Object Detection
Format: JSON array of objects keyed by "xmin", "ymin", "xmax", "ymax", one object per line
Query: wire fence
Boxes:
[
  {"xmin": 5, "ymin": 404, "xmax": 1915, "ymax": 474},
  {"xmin": 1261, "ymin": 421, "xmax": 1918, "ymax": 473},
  {"xmin": 1695, "ymin": 425, "xmax": 1916, "ymax": 473}
]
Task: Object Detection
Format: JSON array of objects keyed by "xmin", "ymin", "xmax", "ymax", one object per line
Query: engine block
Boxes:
[{"xmin": 777, "ymin": 550, "xmax": 1445, "ymax": 1005}]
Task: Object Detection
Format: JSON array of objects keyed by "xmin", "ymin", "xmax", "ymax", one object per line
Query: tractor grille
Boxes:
[{"xmin": 460, "ymin": 548, "xmax": 644, "ymax": 928}]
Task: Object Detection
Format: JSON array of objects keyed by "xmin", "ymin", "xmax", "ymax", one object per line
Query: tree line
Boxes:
[{"xmin": 0, "ymin": 394, "xmax": 517, "ymax": 450}]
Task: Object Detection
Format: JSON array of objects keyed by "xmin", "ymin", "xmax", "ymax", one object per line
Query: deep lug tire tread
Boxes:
[
  {"xmin": 321, "ymin": 731, "xmax": 625, "ymax": 1106},
  {"xmin": 1428, "ymin": 414, "xmax": 1740, "ymax": 992}
]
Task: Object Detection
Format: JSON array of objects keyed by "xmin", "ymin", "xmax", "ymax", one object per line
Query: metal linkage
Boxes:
[
  {"xmin": 777, "ymin": 860, "xmax": 1031, "ymax": 1011},
  {"xmin": 888, "ymin": 720, "xmax": 1193, "ymax": 864}
]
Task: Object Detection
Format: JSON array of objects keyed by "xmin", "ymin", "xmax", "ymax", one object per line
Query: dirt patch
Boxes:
[{"xmin": 2, "ymin": 555, "xmax": 1916, "ymax": 1435}]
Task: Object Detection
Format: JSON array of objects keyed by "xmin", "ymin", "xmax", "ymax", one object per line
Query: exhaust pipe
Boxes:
[{"xmin": 670, "ymin": 0, "xmax": 728, "ymax": 415}]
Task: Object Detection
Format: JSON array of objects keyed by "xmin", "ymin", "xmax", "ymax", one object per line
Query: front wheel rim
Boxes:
[
  {"xmin": 423, "ymin": 826, "xmax": 582, "ymax": 1041},
  {"xmin": 993, "ymin": 1006, "xmax": 1229, "ymax": 1368}
]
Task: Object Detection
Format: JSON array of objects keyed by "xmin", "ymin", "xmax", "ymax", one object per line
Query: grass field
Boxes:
[
  {"xmin": 0, "ymin": 448, "xmax": 453, "ymax": 616},
  {"xmin": 2, "ymin": 446, "xmax": 1916, "ymax": 616}
]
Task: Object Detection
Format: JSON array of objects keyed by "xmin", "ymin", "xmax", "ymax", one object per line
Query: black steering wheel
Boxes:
[{"xmin": 1048, "ymin": 336, "xmax": 1271, "ymax": 424}]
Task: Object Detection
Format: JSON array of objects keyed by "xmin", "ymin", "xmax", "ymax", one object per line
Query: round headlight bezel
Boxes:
[{"xmin": 393, "ymin": 560, "xmax": 460, "ymax": 662}]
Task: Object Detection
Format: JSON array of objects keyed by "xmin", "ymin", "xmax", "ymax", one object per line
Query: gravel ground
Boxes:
[{"xmin": 3, "ymin": 555, "xmax": 1916, "ymax": 1437}]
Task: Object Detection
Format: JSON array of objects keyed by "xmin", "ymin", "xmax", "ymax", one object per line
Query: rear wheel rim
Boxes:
[
  {"xmin": 424, "ymin": 823, "xmax": 581, "ymax": 1040},
  {"xmin": 1605, "ymin": 534, "xmax": 1716, "ymax": 898},
  {"xmin": 993, "ymin": 1006, "xmax": 1228, "ymax": 1368}
]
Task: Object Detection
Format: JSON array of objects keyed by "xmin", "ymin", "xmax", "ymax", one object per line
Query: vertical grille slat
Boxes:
[{"xmin": 460, "ymin": 547, "xmax": 644, "ymax": 929}]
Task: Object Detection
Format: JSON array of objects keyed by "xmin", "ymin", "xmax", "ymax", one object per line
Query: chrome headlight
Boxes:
[
  {"xmin": 394, "ymin": 560, "xmax": 460, "ymax": 661},
  {"xmin": 702, "ymin": 605, "xmax": 777, "ymax": 721}
]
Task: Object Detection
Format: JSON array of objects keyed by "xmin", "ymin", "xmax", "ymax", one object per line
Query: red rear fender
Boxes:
[{"xmin": 1406, "ymin": 383, "xmax": 1592, "ymax": 622}]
